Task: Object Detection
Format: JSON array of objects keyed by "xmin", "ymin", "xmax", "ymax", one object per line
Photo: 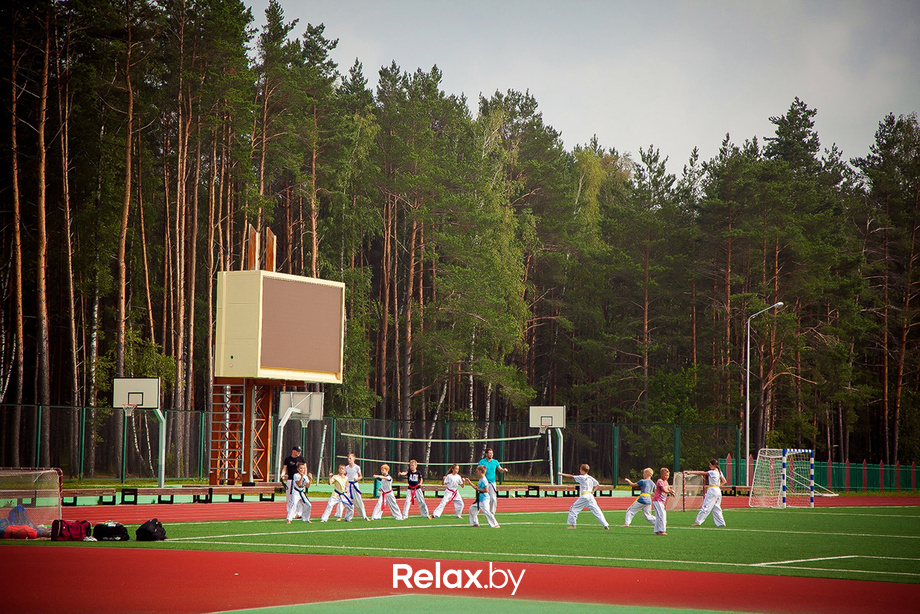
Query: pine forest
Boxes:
[{"xmin": 2, "ymin": 1, "xmax": 918, "ymax": 469}]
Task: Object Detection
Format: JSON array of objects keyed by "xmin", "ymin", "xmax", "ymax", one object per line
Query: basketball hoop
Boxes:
[
  {"xmin": 123, "ymin": 403, "xmax": 138, "ymax": 418},
  {"xmin": 539, "ymin": 425, "xmax": 549, "ymax": 435}
]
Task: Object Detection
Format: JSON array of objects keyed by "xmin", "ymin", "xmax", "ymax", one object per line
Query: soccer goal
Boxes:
[
  {"xmin": 667, "ymin": 471, "xmax": 705, "ymax": 512},
  {"xmin": 748, "ymin": 448, "xmax": 837, "ymax": 508},
  {"xmin": 0, "ymin": 467, "xmax": 63, "ymax": 528}
]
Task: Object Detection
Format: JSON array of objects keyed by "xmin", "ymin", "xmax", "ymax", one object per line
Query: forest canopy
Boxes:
[{"xmin": 1, "ymin": 0, "xmax": 918, "ymax": 467}]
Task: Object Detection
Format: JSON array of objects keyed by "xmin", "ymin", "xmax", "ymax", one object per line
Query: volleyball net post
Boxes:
[{"xmin": 530, "ymin": 406, "xmax": 565, "ymax": 485}]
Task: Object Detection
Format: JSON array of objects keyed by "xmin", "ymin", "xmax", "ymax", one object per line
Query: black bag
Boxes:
[
  {"xmin": 93, "ymin": 520, "xmax": 129, "ymax": 541},
  {"xmin": 51, "ymin": 519, "xmax": 92, "ymax": 541},
  {"xmin": 135, "ymin": 518, "xmax": 167, "ymax": 541}
]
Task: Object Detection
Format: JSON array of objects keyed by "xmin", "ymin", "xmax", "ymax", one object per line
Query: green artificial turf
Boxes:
[
  {"xmin": 46, "ymin": 506, "xmax": 916, "ymax": 584},
  {"xmin": 219, "ymin": 594, "xmax": 728, "ymax": 614}
]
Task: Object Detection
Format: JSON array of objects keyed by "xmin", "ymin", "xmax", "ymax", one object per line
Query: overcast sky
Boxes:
[{"xmin": 246, "ymin": 1, "xmax": 919, "ymax": 173}]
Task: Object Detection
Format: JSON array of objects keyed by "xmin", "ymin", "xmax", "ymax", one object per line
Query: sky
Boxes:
[{"xmin": 245, "ymin": 0, "xmax": 920, "ymax": 173}]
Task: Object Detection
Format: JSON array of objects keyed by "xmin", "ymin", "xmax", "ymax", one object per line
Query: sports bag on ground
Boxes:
[
  {"xmin": 3, "ymin": 525, "xmax": 38, "ymax": 539},
  {"xmin": 51, "ymin": 519, "xmax": 92, "ymax": 541},
  {"xmin": 93, "ymin": 520, "xmax": 130, "ymax": 541},
  {"xmin": 8, "ymin": 505, "xmax": 34, "ymax": 528},
  {"xmin": 135, "ymin": 518, "xmax": 167, "ymax": 541}
]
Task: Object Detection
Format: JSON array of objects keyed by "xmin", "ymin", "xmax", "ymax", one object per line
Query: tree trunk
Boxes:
[
  {"xmin": 116, "ymin": 14, "xmax": 136, "ymax": 380},
  {"xmin": 36, "ymin": 9, "xmax": 51, "ymax": 465},
  {"xmin": 9, "ymin": 29, "xmax": 24, "ymax": 466}
]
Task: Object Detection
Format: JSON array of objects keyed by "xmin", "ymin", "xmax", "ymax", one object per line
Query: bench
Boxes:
[
  {"xmin": 62, "ymin": 488, "xmax": 117, "ymax": 506},
  {"xmin": 0, "ymin": 489, "xmax": 41, "ymax": 507},
  {"xmin": 121, "ymin": 487, "xmax": 205, "ymax": 505},
  {"xmin": 496, "ymin": 484, "xmax": 530, "ymax": 497},
  {"xmin": 527, "ymin": 484, "xmax": 579, "ymax": 497},
  {"xmin": 207, "ymin": 483, "xmax": 281, "ymax": 503}
]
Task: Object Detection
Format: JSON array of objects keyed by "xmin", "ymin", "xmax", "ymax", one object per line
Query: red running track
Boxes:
[
  {"xmin": 0, "ymin": 495, "xmax": 913, "ymax": 612},
  {"xmin": 3, "ymin": 547, "xmax": 919, "ymax": 613}
]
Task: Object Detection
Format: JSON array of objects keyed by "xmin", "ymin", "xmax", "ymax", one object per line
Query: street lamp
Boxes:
[{"xmin": 745, "ymin": 301, "xmax": 784, "ymax": 485}]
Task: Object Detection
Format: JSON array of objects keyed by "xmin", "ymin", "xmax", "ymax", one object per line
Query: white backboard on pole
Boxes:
[
  {"xmin": 113, "ymin": 378, "xmax": 161, "ymax": 409},
  {"xmin": 529, "ymin": 405, "xmax": 565, "ymax": 429}
]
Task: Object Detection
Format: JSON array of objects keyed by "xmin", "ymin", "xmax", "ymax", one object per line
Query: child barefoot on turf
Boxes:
[
  {"xmin": 558, "ymin": 464, "xmax": 610, "ymax": 529},
  {"xmin": 398, "ymin": 459, "xmax": 431, "ymax": 519},
  {"xmin": 286, "ymin": 462, "xmax": 313, "ymax": 523},
  {"xmin": 345, "ymin": 453, "xmax": 369, "ymax": 521},
  {"xmin": 465, "ymin": 465, "xmax": 499, "ymax": 528},
  {"xmin": 431, "ymin": 464, "xmax": 464, "ymax": 519},
  {"xmin": 687, "ymin": 459, "xmax": 727, "ymax": 527},
  {"xmin": 622, "ymin": 467, "xmax": 656, "ymax": 527},
  {"xmin": 321, "ymin": 465, "xmax": 353, "ymax": 522},
  {"xmin": 653, "ymin": 467, "xmax": 674, "ymax": 535},
  {"xmin": 371, "ymin": 464, "xmax": 404, "ymax": 520}
]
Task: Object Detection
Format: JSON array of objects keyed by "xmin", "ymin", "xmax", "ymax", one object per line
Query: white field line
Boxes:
[
  {"xmin": 170, "ymin": 517, "xmax": 920, "ymax": 542},
  {"xmin": 753, "ymin": 555, "xmax": 859, "ymax": 566},
  {"xmin": 175, "ymin": 539, "xmax": 920, "ymax": 578},
  {"xmin": 737, "ymin": 509, "xmax": 920, "ymax": 519},
  {"xmin": 169, "ymin": 521, "xmax": 537, "ymax": 541},
  {"xmin": 678, "ymin": 526, "xmax": 920, "ymax": 539}
]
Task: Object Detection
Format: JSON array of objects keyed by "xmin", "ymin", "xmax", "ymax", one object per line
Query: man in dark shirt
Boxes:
[{"xmin": 281, "ymin": 446, "xmax": 304, "ymax": 519}]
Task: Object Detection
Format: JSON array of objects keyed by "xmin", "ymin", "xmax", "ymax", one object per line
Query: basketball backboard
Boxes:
[
  {"xmin": 279, "ymin": 391, "xmax": 324, "ymax": 423},
  {"xmin": 113, "ymin": 377, "xmax": 161, "ymax": 409},
  {"xmin": 529, "ymin": 405, "xmax": 566, "ymax": 429}
]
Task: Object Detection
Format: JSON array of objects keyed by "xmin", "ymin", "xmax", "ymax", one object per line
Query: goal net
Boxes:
[
  {"xmin": 749, "ymin": 449, "xmax": 817, "ymax": 508},
  {"xmin": 0, "ymin": 467, "xmax": 63, "ymax": 528},
  {"xmin": 667, "ymin": 471, "xmax": 705, "ymax": 512}
]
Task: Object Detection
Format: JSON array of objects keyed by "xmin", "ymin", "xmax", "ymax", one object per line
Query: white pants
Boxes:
[
  {"xmin": 487, "ymin": 482, "xmax": 498, "ymax": 514},
  {"xmin": 432, "ymin": 489, "xmax": 464, "ymax": 518},
  {"xmin": 287, "ymin": 491, "xmax": 312, "ymax": 522},
  {"xmin": 695, "ymin": 486, "xmax": 725, "ymax": 526},
  {"xmin": 567, "ymin": 493, "xmax": 609, "ymax": 528},
  {"xmin": 624, "ymin": 499, "xmax": 655, "ymax": 526},
  {"xmin": 402, "ymin": 487, "xmax": 430, "ymax": 518},
  {"xmin": 321, "ymin": 491, "xmax": 353, "ymax": 521},
  {"xmin": 372, "ymin": 491, "xmax": 403, "ymax": 520},
  {"xmin": 469, "ymin": 497, "xmax": 499, "ymax": 528},
  {"xmin": 653, "ymin": 500, "xmax": 667, "ymax": 533},
  {"xmin": 348, "ymin": 481, "xmax": 368, "ymax": 520},
  {"xmin": 285, "ymin": 480, "xmax": 295, "ymax": 517}
]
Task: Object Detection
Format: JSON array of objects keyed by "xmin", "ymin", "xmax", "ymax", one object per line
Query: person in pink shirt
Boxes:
[{"xmin": 653, "ymin": 467, "xmax": 674, "ymax": 535}]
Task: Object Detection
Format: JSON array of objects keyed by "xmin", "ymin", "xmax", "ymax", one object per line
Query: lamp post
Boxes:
[{"xmin": 745, "ymin": 301, "xmax": 784, "ymax": 485}]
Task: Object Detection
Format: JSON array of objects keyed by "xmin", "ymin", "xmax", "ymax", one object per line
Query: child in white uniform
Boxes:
[
  {"xmin": 345, "ymin": 453, "xmax": 369, "ymax": 521},
  {"xmin": 321, "ymin": 465, "xmax": 353, "ymax": 522},
  {"xmin": 398, "ymin": 459, "xmax": 431, "ymax": 519},
  {"xmin": 558, "ymin": 464, "xmax": 610, "ymax": 529},
  {"xmin": 466, "ymin": 465, "xmax": 500, "ymax": 528},
  {"xmin": 371, "ymin": 464, "xmax": 404, "ymax": 520},
  {"xmin": 431, "ymin": 464, "xmax": 464, "ymax": 519},
  {"xmin": 622, "ymin": 467, "xmax": 656, "ymax": 527},
  {"xmin": 688, "ymin": 459, "xmax": 727, "ymax": 527},
  {"xmin": 287, "ymin": 462, "xmax": 313, "ymax": 523}
]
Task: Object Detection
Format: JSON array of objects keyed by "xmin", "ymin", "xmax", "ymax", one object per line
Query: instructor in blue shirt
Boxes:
[{"xmin": 477, "ymin": 447, "xmax": 508, "ymax": 514}]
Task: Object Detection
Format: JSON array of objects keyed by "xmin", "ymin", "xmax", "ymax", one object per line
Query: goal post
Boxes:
[
  {"xmin": 667, "ymin": 471, "xmax": 705, "ymax": 512},
  {"xmin": 749, "ymin": 448, "xmax": 816, "ymax": 508},
  {"xmin": 0, "ymin": 467, "xmax": 63, "ymax": 528}
]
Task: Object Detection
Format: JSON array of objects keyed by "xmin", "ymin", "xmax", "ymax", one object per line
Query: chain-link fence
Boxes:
[{"xmin": 3, "ymin": 404, "xmax": 749, "ymax": 485}]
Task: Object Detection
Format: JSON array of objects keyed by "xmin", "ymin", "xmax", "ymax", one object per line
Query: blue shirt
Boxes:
[
  {"xmin": 478, "ymin": 458, "xmax": 500, "ymax": 483},
  {"xmin": 637, "ymin": 478, "xmax": 655, "ymax": 503},
  {"xmin": 477, "ymin": 476, "xmax": 490, "ymax": 504}
]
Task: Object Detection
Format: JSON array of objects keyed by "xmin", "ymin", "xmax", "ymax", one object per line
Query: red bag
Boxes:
[
  {"xmin": 51, "ymin": 519, "xmax": 92, "ymax": 541},
  {"xmin": 4, "ymin": 525, "xmax": 38, "ymax": 539}
]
